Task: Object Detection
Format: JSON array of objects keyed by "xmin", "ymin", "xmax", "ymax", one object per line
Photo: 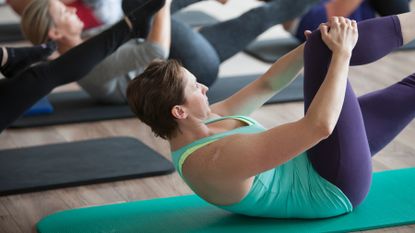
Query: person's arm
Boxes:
[
  {"xmin": 210, "ymin": 42, "xmax": 304, "ymax": 117},
  {"xmin": 211, "ymin": 17, "xmax": 358, "ymax": 180},
  {"xmin": 7, "ymin": 0, "xmax": 32, "ymax": 15},
  {"xmin": 325, "ymin": 0, "xmax": 363, "ymax": 18},
  {"xmin": 78, "ymin": 1, "xmax": 173, "ymax": 92},
  {"xmin": 146, "ymin": 0, "xmax": 171, "ymax": 53}
]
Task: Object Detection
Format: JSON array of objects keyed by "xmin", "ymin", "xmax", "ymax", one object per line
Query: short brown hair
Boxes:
[
  {"xmin": 21, "ymin": 0, "xmax": 54, "ymax": 45},
  {"xmin": 127, "ymin": 59, "xmax": 186, "ymax": 139}
]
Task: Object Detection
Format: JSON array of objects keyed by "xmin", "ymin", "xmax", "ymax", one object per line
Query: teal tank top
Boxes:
[{"xmin": 171, "ymin": 115, "xmax": 353, "ymax": 218}]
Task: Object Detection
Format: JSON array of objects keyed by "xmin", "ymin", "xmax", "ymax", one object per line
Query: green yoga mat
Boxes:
[{"xmin": 37, "ymin": 168, "xmax": 415, "ymax": 233}]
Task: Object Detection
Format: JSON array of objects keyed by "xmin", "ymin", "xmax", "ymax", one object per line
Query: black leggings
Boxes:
[
  {"xmin": 369, "ymin": 0, "xmax": 411, "ymax": 16},
  {"xmin": 0, "ymin": 20, "xmax": 132, "ymax": 132}
]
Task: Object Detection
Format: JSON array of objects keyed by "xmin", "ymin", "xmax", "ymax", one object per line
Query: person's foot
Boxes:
[
  {"xmin": 0, "ymin": 41, "xmax": 56, "ymax": 78},
  {"xmin": 124, "ymin": 0, "xmax": 166, "ymax": 38},
  {"xmin": 122, "ymin": 0, "xmax": 146, "ymax": 15}
]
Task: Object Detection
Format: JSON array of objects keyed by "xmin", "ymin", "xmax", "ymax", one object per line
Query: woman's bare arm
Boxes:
[
  {"xmin": 210, "ymin": 42, "xmax": 304, "ymax": 117},
  {"xmin": 146, "ymin": 0, "xmax": 172, "ymax": 52},
  {"xmin": 210, "ymin": 17, "xmax": 358, "ymax": 180}
]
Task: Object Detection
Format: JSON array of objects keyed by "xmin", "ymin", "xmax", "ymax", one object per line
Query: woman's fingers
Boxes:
[
  {"xmin": 304, "ymin": 30, "xmax": 312, "ymax": 40},
  {"xmin": 319, "ymin": 23, "xmax": 329, "ymax": 38},
  {"xmin": 351, "ymin": 20, "xmax": 357, "ymax": 31}
]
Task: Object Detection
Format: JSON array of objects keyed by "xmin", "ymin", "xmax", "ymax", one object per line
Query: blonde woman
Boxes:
[
  {"xmin": 7, "ymin": 0, "xmax": 123, "ymax": 30},
  {"xmin": 21, "ymin": 0, "xmax": 320, "ymax": 103},
  {"xmin": 20, "ymin": 0, "xmax": 171, "ymax": 104},
  {"xmin": 0, "ymin": 0, "xmax": 165, "ymax": 131}
]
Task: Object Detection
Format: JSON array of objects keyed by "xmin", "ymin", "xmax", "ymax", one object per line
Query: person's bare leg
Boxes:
[
  {"xmin": 1, "ymin": 48, "xmax": 7, "ymax": 67},
  {"xmin": 147, "ymin": 0, "xmax": 172, "ymax": 51},
  {"xmin": 397, "ymin": 11, "xmax": 415, "ymax": 44}
]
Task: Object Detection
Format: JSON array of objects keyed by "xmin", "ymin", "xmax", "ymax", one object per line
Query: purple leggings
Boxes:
[{"xmin": 304, "ymin": 16, "xmax": 415, "ymax": 207}]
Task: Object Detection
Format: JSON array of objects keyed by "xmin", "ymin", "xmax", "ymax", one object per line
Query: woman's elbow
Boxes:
[{"xmin": 308, "ymin": 119, "xmax": 335, "ymax": 140}]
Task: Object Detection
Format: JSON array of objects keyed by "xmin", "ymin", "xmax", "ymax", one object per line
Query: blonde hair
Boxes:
[{"xmin": 21, "ymin": 0, "xmax": 53, "ymax": 45}]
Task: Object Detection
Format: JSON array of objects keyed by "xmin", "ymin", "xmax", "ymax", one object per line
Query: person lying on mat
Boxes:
[
  {"xmin": 282, "ymin": 0, "xmax": 411, "ymax": 42},
  {"xmin": 0, "ymin": 0, "xmax": 166, "ymax": 132},
  {"xmin": 126, "ymin": 12, "xmax": 415, "ymax": 218},
  {"xmin": 19, "ymin": 0, "xmax": 172, "ymax": 104},
  {"xmin": 21, "ymin": 0, "xmax": 320, "ymax": 104}
]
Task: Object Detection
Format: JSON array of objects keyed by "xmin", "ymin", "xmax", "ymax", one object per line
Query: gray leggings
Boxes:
[
  {"xmin": 169, "ymin": 0, "xmax": 320, "ymax": 86},
  {"xmin": 78, "ymin": 0, "xmax": 320, "ymax": 104}
]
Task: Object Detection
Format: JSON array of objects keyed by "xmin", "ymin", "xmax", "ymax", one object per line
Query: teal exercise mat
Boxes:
[
  {"xmin": 245, "ymin": 38, "xmax": 415, "ymax": 64},
  {"xmin": 173, "ymin": 10, "xmax": 219, "ymax": 27},
  {"xmin": 0, "ymin": 137, "xmax": 174, "ymax": 195},
  {"xmin": 37, "ymin": 168, "xmax": 415, "ymax": 233},
  {"xmin": 207, "ymin": 74, "xmax": 303, "ymax": 104},
  {"xmin": 10, "ymin": 74, "xmax": 303, "ymax": 128}
]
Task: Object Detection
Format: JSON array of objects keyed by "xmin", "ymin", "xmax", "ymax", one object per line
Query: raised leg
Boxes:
[
  {"xmin": 0, "ymin": 0, "xmax": 165, "ymax": 131},
  {"xmin": 199, "ymin": 0, "xmax": 320, "ymax": 61},
  {"xmin": 359, "ymin": 74, "xmax": 415, "ymax": 155},
  {"xmin": 303, "ymin": 15, "xmax": 404, "ymax": 207}
]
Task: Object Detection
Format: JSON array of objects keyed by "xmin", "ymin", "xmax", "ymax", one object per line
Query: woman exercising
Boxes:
[
  {"xmin": 126, "ymin": 12, "xmax": 415, "ymax": 218},
  {"xmin": 0, "ymin": 0, "xmax": 166, "ymax": 132},
  {"xmin": 18, "ymin": 0, "xmax": 171, "ymax": 104},
  {"xmin": 21, "ymin": 0, "xmax": 320, "ymax": 104}
]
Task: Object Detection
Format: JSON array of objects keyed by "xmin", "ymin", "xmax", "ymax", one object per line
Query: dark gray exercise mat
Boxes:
[
  {"xmin": 11, "ymin": 91, "xmax": 135, "ymax": 128},
  {"xmin": 244, "ymin": 37, "xmax": 301, "ymax": 63},
  {"xmin": 0, "ymin": 23, "xmax": 25, "ymax": 42},
  {"xmin": 173, "ymin": 10, "xmax": 219, "ymax": 27},
  {"xmin": 0, "ymin": 137, "xmax": 175, "ymax": 195},
  {"xmin": 11, "ymin": 74, "xmax": 303, "ymax": 128},
  {"xmin": 207, "ymin": 74, "xmax": 304, "ymax": 104},
  {"xmin": 245, "ymin": 38, "xmax": 415, "ymax": 64}
]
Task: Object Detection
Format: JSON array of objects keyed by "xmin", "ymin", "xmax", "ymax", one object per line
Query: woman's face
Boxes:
[
  {"xmin": 181, "ymin": 68, "xmax": 210, "ymax": 118},
  {"xmin": 48, "ymin": 0, "xmax": 84, "ymax": 39}
]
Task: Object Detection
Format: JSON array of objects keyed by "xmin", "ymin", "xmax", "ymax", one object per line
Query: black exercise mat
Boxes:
[
  {"xmin": 245, "ymin": 37, "xmax": 415, "ymax": 64},
  {"xmin": 11, "ymin": 91, "xmax": 135, "ymax": 128},
  {"xmin": 0, "ymin": 23, "xmax": 25, "ymax": 42},
  {"xmin": 173, "ymin": 10, "xmax": 219, "ymax": 27},
  {"xmin": 207, "ymin": 74, "xmax": 303, "ymax": 104},
  {"xmin": 0, "ymin": 137, "xmax": 175, "ymax": 195},
  {"xmin": 11, "ymin": 74, "xmax": 303, "ymax": 128}
]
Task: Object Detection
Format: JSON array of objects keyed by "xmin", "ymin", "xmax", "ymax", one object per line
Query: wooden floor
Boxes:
[{"xmin": 1, "ymin": 1, "xmax": 415, "ymax": 233}]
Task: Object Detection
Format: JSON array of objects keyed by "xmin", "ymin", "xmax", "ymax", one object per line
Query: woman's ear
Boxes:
[
  {"xmin": 48, "ymin": 27, "xmax": 62, "ymax": 41},
  {"xmin": 171, "ymin": 105, "xmax": 188, "ymax": 120}
]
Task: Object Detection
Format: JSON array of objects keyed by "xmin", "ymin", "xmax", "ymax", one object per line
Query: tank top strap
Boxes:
[
  {"xmin": 204, "ymin": 115, "xmax": 255, "ymax": 125},
  {"xmin": 171, "ymin": 115, "xmax": 264, "ymax": 176}
]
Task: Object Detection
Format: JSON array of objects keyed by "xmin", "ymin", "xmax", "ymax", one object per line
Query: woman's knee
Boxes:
[
  {"xmin": 304, "ymin": 30, "xmax": 329, "ymax": 57},
  {"xmin": 170, "ymin": 19, "xmax": 220, "ymax": 86}
]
